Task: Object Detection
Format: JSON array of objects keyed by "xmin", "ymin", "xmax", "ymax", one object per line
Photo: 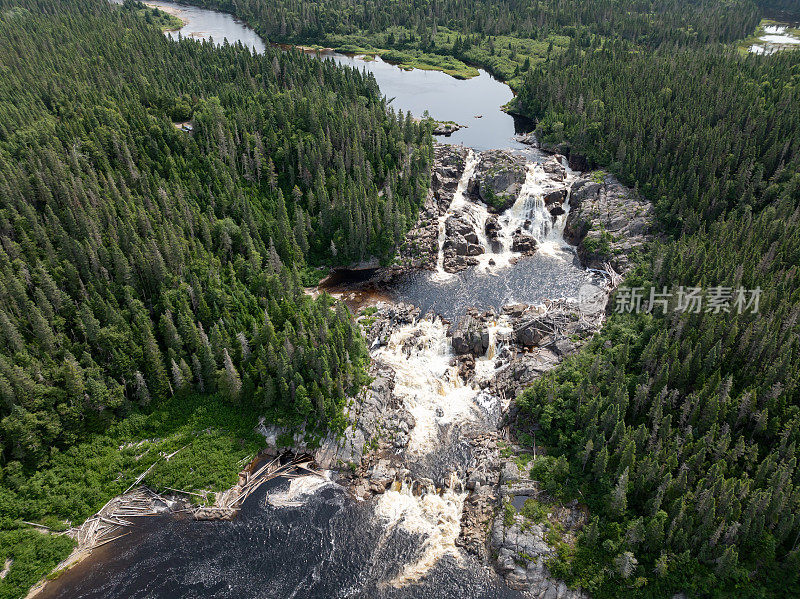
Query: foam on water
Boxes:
[
  {"xmin": 374, "ymin": 476, "xmax": 466, "ymax": 586},
  {"xmin": 373, "ymin": 317, "xmax": 494, "ymax": 453},
  {"xmin": 266, "ymin": 472, "xmax": 333, "ymax": 507},
  {"xmin": 434, "ymin": 151, "xmax": 480, "ymax": 280}
]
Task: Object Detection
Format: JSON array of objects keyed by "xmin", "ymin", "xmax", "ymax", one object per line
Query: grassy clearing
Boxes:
[
  {"xmin": 128, "ymin": 2, "xmax": 185, "ymax": 31},
  {"xmin": 0, "ymin": 393, "xmax": 263, "ymax": 598},
  {"xmin": 306, "ymin": 26, "xmax": 571, "ymax": 84},
  {"xmin": 736, "ymin": 18, "xmax": 800, "ymax": 54}
]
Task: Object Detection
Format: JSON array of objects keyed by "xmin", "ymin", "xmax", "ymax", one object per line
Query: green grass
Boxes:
[
  {"xmin": 289, "ymin": 26, "xmax": 572, "ymax": 85},
  {"xmin": 520, "ymin": 497, "xmax": 549, "ymax": 523},
  {"xmin": 0, "ymin": 393, "xmax": 264, "ymax": 598},
  {"xmin": 736, "ymin": 18, "xmax": 800, "ymax": 54},
  {"xmin": 503, "ymin": 500, "xmax": 516, "ymax": 527},
  {"xmin": 126, "ymin": 2, "xmax": 185, "ymax": 32}
]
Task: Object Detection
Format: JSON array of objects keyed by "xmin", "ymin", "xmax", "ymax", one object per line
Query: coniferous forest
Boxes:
[
  {"xmin": 1, "ymin": 0, "xmax": 799, "ymax": 597},
  {"xmin": 189, "ymin": 0, "xmax": 800, "ymax": 595},
  {"xmin": 0, "ymin": 1, "xmax": 430, "ymax": 593},
  {"xmin": 0, "ymin": 0, "xmax": 430, "ymax": 460}
]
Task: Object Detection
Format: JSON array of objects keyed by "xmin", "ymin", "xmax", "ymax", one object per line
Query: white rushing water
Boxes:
[
  {"xmin": 373, "ymin": 317, "xmax": 496, "ymax": 454},
  {"xmin": 434, "ymin": 153, "xmax": 578, "ymax": 275},
  {"xmin": 265, "ymin": 472, "xmax": 334, "ymax": 507},
  {"xmin": 369, "ymin": 151, "xmax": 587, "ymax": 584},
  {"xmin": 370, "ymin": 315, "xmax": 506, "ymax": 585},
  {"xmin": 446, "ymin": 156, "xmax": 576, "ymax": 273},
  {"xmin": 374, "ymin": 474, "xmax": 466, "ymax": 586},
  {"xmin": 434, "ymin": 151, "xmax": 480, "ymax": 280},
  {"xmin": 488, "ymin": 157, "xmax": 577, "ymax": 267}
]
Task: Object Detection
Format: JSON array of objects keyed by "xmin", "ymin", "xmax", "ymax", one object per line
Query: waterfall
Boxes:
[
  {"xmin": 433, "ymin": 151, "xmax": 480, "ymax": 279},
  {"xmin": 473, "ymin": 317, "xmax": 513, "ymax": 382},
  {"xmin": 487, "ymin": 158, "xmax": 577, "ymax": 264},
  {"xmin": 373, "ymin": 317, "xmax": 485, "ymax": 453},
  {"xmin": 370, "ymin": 316, "xmax": 506, "ymax": 585},
  {"xmin": 374, "ymin": 473, "xmax": 467, "ymax": 586}
]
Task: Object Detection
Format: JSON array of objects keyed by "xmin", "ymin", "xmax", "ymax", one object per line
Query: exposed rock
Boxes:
[
  {"xmin": 468, "ymin": 150, "xmax": 527, "ymax": 212},
  {"xmin": 568, "ymin": 152, "xmax": 590, "ymax": 172},
  {"xmin": 515, "ymin": 319, "xmax": 552, "ymax": 348},
  {"xmin": 549, "ymin": 205, "xmax": 566, "ymax": 217},
  {"xmin": 565, "ymin": 172, "xmax": 654, "ymax": 272},
  {"xmin": 542, "ymin": 156, "xmax": 567, "ymax": 181},
  {"xmin": 491, "ymin": 479, "xmax": 590, "ymax": 598},
  {"xmin": 515, "ymin": 132, "xmax": 538, "ymax": 147},
  {"xmin": 451, "ymin": 316, "xmax": 490, "ymax": 356},
  {"xmin": 511, "ymin": 230, "xmax": 537, "ymax": 255},
  {"xmin": 501, "ymin": 461, "xmax": 522, "ymax": 484},
  {"xmin": 484, "ymin": 215, "xmax": 501, "ymax": 241},
  {"xmin": 394, "ymin": 144, "xmax": 468, "ymax": 270},
  {"xmin": 543, "ymin": 188, "xmax": 567, "ymax": 205},
  {"xmin": 193, "ymin": 506, "xmax": 237, "ymax": 520},
  {"xmin": 443, "ymin": 253, "xmax": 479, "ymax": 272},
  {"xmin": 432, "ymin": 122, "xmax": 464, "ymax": 136},
  {"xmin": 540, "ymin": 141, "xmax": 590, "ymax": 173}
]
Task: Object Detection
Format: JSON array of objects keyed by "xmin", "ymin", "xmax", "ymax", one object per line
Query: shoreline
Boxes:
[{"xmin": 143, "ymin": 2, "xmax": 188, "ymax": 30}]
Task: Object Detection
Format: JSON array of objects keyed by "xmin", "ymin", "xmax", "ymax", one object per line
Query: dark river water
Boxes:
[
  {"xmin": 49, "ymin": 3, "xmax": 582, "ymax": 598},
  {"xmin": 42, "ymin": 478, "xmax": 522, "ymax": 599},
  {"xmin": 114, "ymin": 0, "xmax": 531, "ymax": 150},
  {"xmin": 388, "ymin": 249, "xmax": 593, "ymax": 322}
]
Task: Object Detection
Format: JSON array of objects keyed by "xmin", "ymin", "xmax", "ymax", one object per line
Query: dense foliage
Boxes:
[
  {"xmin": 187, "ymin": 0, "xmax": 760, "ymax": 49},
  {"xmin": 178, "ymin": 0, "xmax": 773, "ymax": 90},
  {"xmin": 513, "ymin": 10, "xmax": 800, "ymax": 599},
  {"xmin": 0, "ymin": 0, "xmax": 431, "ymax": 468},
  {"xmin": 0, "ymin": 0, "xmax": 430, "ymax": 592},
  {"xmin": 517, "ymin": 43, "xmax": 800, "ymax": 233}
]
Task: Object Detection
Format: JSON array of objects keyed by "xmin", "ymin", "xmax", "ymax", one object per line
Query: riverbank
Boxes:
[
  {"xmin": 175, "ymin": 0, "xmax": 571, "ymax": 86},
  {"xmin": 26, "ymin": 148, "xmax": 652, "ymax": 599},
  {"xmin": 21, "ymin": 4, "xmax": 654, "ymax": 597},
  {"xmin": 137, "ymin": 2, "xmax": 186, "ymax": 31},
  {"xmin": 302, "ymin": 143, "xmax": 652, "ymax": 596},
  {"xmin": 1, "ymin": 394, "xmax": 264, "ymax": 599}
]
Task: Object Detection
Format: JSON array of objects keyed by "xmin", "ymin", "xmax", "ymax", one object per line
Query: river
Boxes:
[{"xmin": 41, "ymin": 3, "xmax": 592, "ymax": 597}]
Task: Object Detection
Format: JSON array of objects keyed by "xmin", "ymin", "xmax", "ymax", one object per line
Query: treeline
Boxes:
[
  {"xmin": 516, "ymin": 42, "xmax": 800, "ymax": 233},
  {"xmin": 514, "ymin": 18, "xmax": 800, "ymax": 599},
  {"xmin": 186, "ymin": 0, "xmax": 760, "ymax": 49},
  {"xmin": 0, "ymin": 0, "xmax": 431, "ymax": 466}
]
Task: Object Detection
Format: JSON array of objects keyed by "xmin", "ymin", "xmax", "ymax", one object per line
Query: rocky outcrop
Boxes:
[
  {"xmin": 458, "ymin": 432, "xmax": 502, "ymax": 560},
  {"xmin": 540, "ymin": 141, "xmax": 591, "ymax": 173},
  {"xmin": 564, "ymin": 172, "xmax": 654, "ymax": 272},
  {"xmin": 491, "ymin": 495, "xmax": 589, "ymax": 598},
  {"xmin": 432, "ymin": 122, "xmax": 464, "ymax": 136},
  {"xmin": 395, "ymin": 144, "xmax": 469, "ymax": 270},
  {"xmin": 468, "ymin": 150, "xmax": 527, "ymax": 212},
  {"xmin": 543, "ymin": 188, "xmax": 567, "ymax": 205},
  {"xmin": 451, "ymin": 316, "xmax": 490, "ymax": 356},
  {"xmin": 484, "ymin": 215, "xmax": 501, "ymax": 241},
  {"xmin": 542, "ymin": 156, "xmax": 567, "ymax": 181},
  {"xmin": 511, "ymin": 230, "xmax": 537, "ymax": 255},
  {"xmin": 442, "ymin": 212, "xmax": 484, "ymax": 272}
]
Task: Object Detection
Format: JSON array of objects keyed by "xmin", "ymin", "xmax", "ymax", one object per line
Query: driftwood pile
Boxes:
[
  {"xmin": 232, "ymin": 454, "xmax": 323, "ymax": 508},
  {"xmin": 171, "ymin": 453, "xmax": 326, "ymax": 519},
  {"xmin": 56, "ymin": 485, "xmax": 166, "ymax": 568}
]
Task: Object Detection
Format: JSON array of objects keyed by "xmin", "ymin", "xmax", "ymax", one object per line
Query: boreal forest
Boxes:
[{"xmin": 0, "ymin": 0, "xmax": 798, "ymax": 597}]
